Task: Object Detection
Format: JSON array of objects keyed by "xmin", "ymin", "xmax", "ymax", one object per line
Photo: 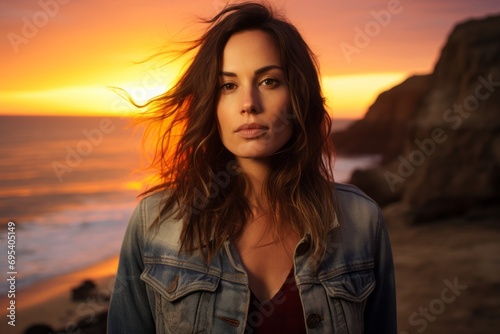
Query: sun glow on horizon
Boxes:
[
  {"xmin": 0, "ymin": 72, "xmax": 411, "ymax": 119},
  {"xmin": 0, "ymin": 59, "xmax": 182, "ymax": 116},
  {"xmin": 322, "ymin": 72, "xmax": 409, "ymax": 119},
  {"xmin": 0, "ymin": 83, "xmax": 171, "ymax": 117}
]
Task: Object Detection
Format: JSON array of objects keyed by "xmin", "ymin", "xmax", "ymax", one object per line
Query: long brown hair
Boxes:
[{"xmin": 138, "ymin": 2, "xmax": 336, "ymax": 264}]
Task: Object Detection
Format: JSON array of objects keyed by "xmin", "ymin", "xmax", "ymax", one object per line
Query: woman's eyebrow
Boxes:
[
  {"xmin": 220, "ymin": 65, "xmax": 283, "ymax": 77},
  {"xmin": 255, "ymin": 65, "xmax": 283, "ymax": 75}
]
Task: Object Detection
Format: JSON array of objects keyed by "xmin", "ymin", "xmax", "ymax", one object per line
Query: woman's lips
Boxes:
[{"xmin": 234, "ymin": 123, "xmax": 269, "ymax": 139}]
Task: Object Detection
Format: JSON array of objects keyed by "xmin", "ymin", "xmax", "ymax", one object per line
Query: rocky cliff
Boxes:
[
  {"xmin": 338, "ymin": 14, "xmax": 500, "ymax": 221},
  {"xmin": 332, "ymin": 75, "xmax": 432, "ymax": 163}
]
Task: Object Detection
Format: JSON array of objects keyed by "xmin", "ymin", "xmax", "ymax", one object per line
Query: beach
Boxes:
[
  {"xmin": 0, "ymin": 257, "xmax": 118, "ymax": 334},
  {"xmin": 385, "ymin": 203, "xmax": 500, "ymax": 334},
  {"xmin": 0, "ymin": 116, "xmax": 138, "ymax": 333}
]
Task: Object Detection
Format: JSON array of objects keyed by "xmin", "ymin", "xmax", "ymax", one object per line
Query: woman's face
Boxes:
[{"xmin": 216, "ymin": 29, "xmax": 293, "ymax": 160}]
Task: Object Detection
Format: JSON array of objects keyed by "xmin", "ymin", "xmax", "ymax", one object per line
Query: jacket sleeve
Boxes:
[
  {"xmin": 364, "ymin": 211, "xmax": 397, "ymax": 334},
  {"xmin": 107, "ymin": 199, "xmax": 156, "ymax": 333}
]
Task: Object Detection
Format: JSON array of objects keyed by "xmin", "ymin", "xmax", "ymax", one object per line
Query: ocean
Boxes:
[{"xmin": 0, "ymin": 115, "xmax": 379, "ymax": 292}]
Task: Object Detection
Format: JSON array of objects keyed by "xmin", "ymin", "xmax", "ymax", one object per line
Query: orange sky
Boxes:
[{"xmin": 1, "ymin": 0, "xmax": 498, "ymax": 119}]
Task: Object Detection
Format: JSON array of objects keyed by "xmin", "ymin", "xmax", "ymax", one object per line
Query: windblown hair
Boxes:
[{"xmin": 139, "ymin": 1, "xmax": 337, "ymax": 265}]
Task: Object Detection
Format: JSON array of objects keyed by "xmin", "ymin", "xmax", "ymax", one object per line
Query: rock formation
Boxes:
[
  {"xmin": 71, "ymin": 279, "xmax": 98, "ymax": 301},
  {"xmin": 337, "ymin": 14, "xmax": 500, "ymax": 222},
  {"xmin": 332, "ymin": 74, "xmax": 432, "ymax": 163}
]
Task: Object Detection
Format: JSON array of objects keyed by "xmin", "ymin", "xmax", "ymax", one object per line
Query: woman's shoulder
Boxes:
[
  {"xmin": 334, "ymin": 182, "xmax": 381, "ymax": 212},
  {"xmin": 133, "ymin": 190, "xmax": 180, "ymax": 228},
  {"xmin": 131, "ymin": 190, "xmax": 184, "ymax": 246},
  {"xmin": 332, "ymin": 183, "xmax": 383, "ymax": 231},
  {"xmin": 139, "ymin": 190, "xmax": 168, "ymax": 212}
]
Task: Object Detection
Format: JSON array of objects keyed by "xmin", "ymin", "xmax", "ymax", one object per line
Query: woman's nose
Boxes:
[{"xmin": 241, "ymin": 86, "xmax": 260, "ymax": 114}]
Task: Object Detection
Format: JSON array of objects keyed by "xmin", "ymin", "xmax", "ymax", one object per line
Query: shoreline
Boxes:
[{"xmin": 0, "ymin": 256, "xmax": 118, "ymax": 334}]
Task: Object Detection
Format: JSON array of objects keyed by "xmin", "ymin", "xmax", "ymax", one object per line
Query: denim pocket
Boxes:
[
  {"xmin": 142, "ymin": 263, "xmax": 220, "ymax": 301},
  {"xmin": 321, "ymin": 267, "xmax": 375, "ymax": 333},
  {"xmin": 321, "ymin": 268, "xmax": 375, "ymax": 301},
  {"xmin": 141, "ymin": 263, "xmax": 220, "ymax": 333}
]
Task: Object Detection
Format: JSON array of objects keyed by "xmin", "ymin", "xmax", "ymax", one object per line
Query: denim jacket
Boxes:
[{"xmin": 108, "ymin": 183, "xmax": 397, "ymax": 333}]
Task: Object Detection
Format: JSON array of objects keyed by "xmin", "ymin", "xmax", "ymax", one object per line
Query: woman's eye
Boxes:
[
  {"xmin": 261, "ymin": 78, "xmax": 278, "ymax": 86},
  {"xmin": 220, "ymin": 83, "xmax": 236, "ymax": 91}
]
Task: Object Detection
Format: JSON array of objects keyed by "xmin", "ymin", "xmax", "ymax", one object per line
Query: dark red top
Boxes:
[{"xmin": 245, "ymin": 269, "xmax": 307, "ymax": 333}]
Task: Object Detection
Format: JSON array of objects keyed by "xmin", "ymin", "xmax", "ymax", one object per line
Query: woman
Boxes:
[{"xmin": 108, "ymin": 2, "xmax": 396, "ymax": 333}]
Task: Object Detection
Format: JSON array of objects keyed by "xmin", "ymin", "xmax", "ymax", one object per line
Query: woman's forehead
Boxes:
[{"xmin": 221, "ymin": 30, "xmax": 282, "ymax": 72}]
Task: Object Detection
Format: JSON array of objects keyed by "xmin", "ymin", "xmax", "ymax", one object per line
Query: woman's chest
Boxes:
[{"xmin": 233, "ymin": 222, "xmax": 301, "ymax": 301}]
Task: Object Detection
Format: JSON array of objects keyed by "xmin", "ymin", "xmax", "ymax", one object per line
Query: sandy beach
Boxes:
[
  {"xmin": 0, "ymin": 257, "xmax": 118, "ymax": 334},
  {"xmin": 385, "ymin": 203, "xmax": 500, "ymax": 334},
  {"xmin": 1, "ymin": 207, "xmax": 499, "ymax": 334}
]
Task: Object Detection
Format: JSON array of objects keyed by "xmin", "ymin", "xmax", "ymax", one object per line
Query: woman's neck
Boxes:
[{"xmin": 237, "ymin": 157, "xmax": 271, "ymax": 215}]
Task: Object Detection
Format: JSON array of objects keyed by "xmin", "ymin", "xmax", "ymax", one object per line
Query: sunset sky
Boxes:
[{"xmin": 1, "ymin": 0, "xmax": 498, "ymax": 119}]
